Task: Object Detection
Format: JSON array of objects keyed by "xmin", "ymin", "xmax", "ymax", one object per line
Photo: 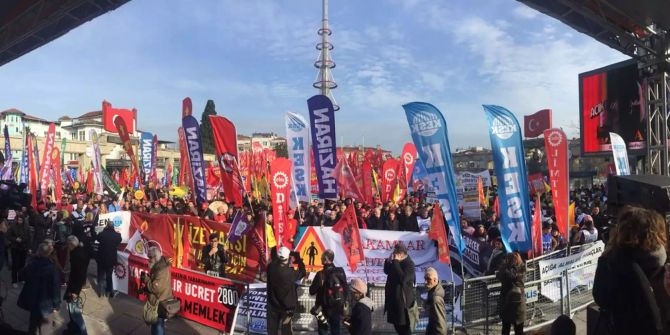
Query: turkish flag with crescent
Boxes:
[
  {"xmin": 103, "ymin": 100, "xmax": 136, "ymax": 134},
  {"xmin": 523, "ymin": 109, "xmax": 552, "ymax": 138}
]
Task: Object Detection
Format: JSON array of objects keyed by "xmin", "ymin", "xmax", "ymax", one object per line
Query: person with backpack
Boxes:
[
  {"xmin": 593, "ymin": 206, "xmax": 670, "ymax": 335},
  {"xmin": 308, "ymin": 249, "xmax": 347, "ymax": 335}
]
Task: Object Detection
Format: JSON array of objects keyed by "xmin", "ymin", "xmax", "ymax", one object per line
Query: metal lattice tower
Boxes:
[{"xmin": 313, "ymin": 0, "xmax": 339, "ymax": 111}]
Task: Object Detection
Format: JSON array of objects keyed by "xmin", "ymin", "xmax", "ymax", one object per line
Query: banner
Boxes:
[
  {"xmin": 484, "ymin": 105, "xmax": 532, "ymax": 253},
  {"xmin": 448, "ymin": 233, "xmax": 494, "ymax": 277},
  {"xmin": 101, "ymin": 167, "xmax": 121, "ymax": 194},
  {"xmin": 270, "ymin": 158, "xmax": 292, "ymax": 247},
  {"xmin": 528, "ymin": 173, "xmax": 545, "ymax": 195},
  {"xmin": 209, "ymin": 116, "xmax": 244, "ymax": 206},
  {"xmin": 140, "ymin": 132, "xmax": 153, "ymax": 183},
  {"xmin": 113, "ymin": 251, "xmax": 245, "ymax": 333},
  {"xmin": 539, "ymin": 241, "xmax": 604, "ymax": 301},
  {"xmin": 115, "ymin": 116, "xmax": 141, "ymax": 186},
  {"xmin": 428, "ymin": 204, "xmax": 450, "ymax": 264},
  {"xmin": 361, "ymin": 159, "xmax": 373, "ymax": 205},
  {"xmin": 235, "ymin": 283, "xmax": 267, "ymax": 333},
  {"xmin": 96, "ymin": 211, "xmax": 132, "ymax": 242},
  {"xmin": 19, "ymin": 129, "xmax": 28, "ymax": 184},
  {"xmin": 91, "ymin": 130, "xmax": 104, "ymax": 195},
  {"xmin": 182, "ymin": 116, "xmax": 207, "ymax": 205},
  {"xmin": 403, "ymin": 102, "xmax": 464, "ymax": 253},
  {"xmin": 51, "ymin": 148, "xmax": 63, "ymax": 202},
  {"xmin": 332, "ymin": 205, "xmax": 364, "ymax": 271},
  {"xmin": 1, "ymin": 125, "xmax": 12, "ymax": 180},
  {"xmin": 285, "ymin": 112, "xmax": 311, "ymax": 202},
  {"xmin": 27, "ymin": 134, "xmax": 37, "ymax": 208},
  {"xmin": 39, "ymin": 123, "xmax": 56, "ymax": 197},
  {"xmin": 228, "ymin": 210, "xmax": 251, "ymax": 244},
  {"xmin": 610, "ymin": 132, "xmax": 630, "ymax": 176},
  {"xmin": 307, "ymin": 95, "xmax": 337, "ymax": 199},
  {"xmin": 332, "ymin": 158, "xmax": 364, "ymax": 202},
  {"xmin": 381, "ymin": 158, "xmax": 400, "ymax": 203},
  {"xmin": 544, "ymin": 128, "xmax": 569, "ymax": 240},
  {"xmin": 399, "ymin": 143, "xmax": 417, "ymax": 200},
  {"xmin": 177, "ymin": 127, "xmax": 192, "ymax": 190}
]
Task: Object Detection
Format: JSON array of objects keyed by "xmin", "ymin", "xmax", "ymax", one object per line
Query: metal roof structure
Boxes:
[{"xmin": 0, "ymin": 0, "xmax": 130, "ymax": 67}]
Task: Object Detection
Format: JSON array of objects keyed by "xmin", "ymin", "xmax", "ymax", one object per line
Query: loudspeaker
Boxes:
[{"xmin": 607, "ymin": 175, "xmax": 670, "ymax": 219}]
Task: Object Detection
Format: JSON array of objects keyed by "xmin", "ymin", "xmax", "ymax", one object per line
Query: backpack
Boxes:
[{"xmin": 322, "ymin": 267, "xmax": 345, "ymax": 309}]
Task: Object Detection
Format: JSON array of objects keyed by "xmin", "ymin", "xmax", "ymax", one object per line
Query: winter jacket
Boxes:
[
  {"xmin": 17, "ymin": 257, "xmax": 61, "ymax": 317},
  {"xmin": 384, "ymin": 256, "xmax": 416, "ymax": 325},
  {"xmin": 366, "ymin": 216, "xmax": 384, "ymax": 230},
  {"xmin": 7, "ymin": 222, "xmax": 30, "ymax": 250},
  {"xmin": 266, "ymin": 256, "xmax": 306, "ymax": 311},
  {"xmin": 426, "ymin": 284, "xmax": 447, "ymax": 335},
  {"xmin": 349, "ymin": 297, "xmax": 373, "ymax": 335},
  {"xmin": 593, "ymin": 247, "xmax": 670, "ymax": 335},
  {"xmin": 308, "ymin": 263, "xmax": 347, "ymax": 317},
  {"xmin": 398, "ymin": 213, "xmax": 419, "ymax": 232},
  {"xmin": 95, "ymin": 228, "xmax": 121, "ymax": 268},
  {"xmin": 65, "ymin": 245, "xmax": 90, "ymax": 297},
  {"xmin": 201, "ymin": 244, "xmax": 228, "ymax": 276},
  {"xmin": 496, "ymin": 262, "xmax": 526, "ymax": 325},
  {"xmin": 145, "ymin": 257, "xmax": 173, "ymax": 306},
  {"xmin": 486, "ymin": 249, "xmax": 506, "ymax": 275}
]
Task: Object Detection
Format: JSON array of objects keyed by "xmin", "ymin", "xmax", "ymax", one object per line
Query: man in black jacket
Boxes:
[
  {"xmin": 309, "ymin": 250, "xmax": 347, "ymax": 335},
  {"xmin": 398, "ymin": 206, "xmax": 419, "ymax": 232},
  {"xmin": 64, "ymin": 235, "xmax": 90, "ymax": 334},
  {"xmin": 384, "ymin": 243, "xmax": 416, "ymax": 335},
  {"xmin": 266, "ymin": 246, "xmax": 306, "ymax": 335},
  {"xmin": 201, "ymin": 233, "xmax": 227, "ymax": 277},
  {"xmin": 95, "ymin": 222, "xmax": 121, "ymax": 297}
]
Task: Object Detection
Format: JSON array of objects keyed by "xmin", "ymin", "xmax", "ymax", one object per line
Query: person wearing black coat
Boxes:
[
  {"xmin": 17, "ymin": 242, "xmax": 61, "ymax": 335},
  {"xmin": 346, "ymin": 278, "xmax": 373, "ymax": 335},
  {"xmin": 496, "ymin": 252, "xmax": 526, "ymax": 335},
  {"xmin": 398, "ymin": 206, "xmax": 419, "ymax": 232},
  {"xmin": 95, "ymin": 222, "xmax": 121, "ymax": 297},
  {"xmin": 64, "ymin": 235, "xmax": 90, "ymax": 334},
  {"xmin": 308, "ymin": 250, "xmax": 347, "ymax": 335},
  {"xmin": 384, "ymin": 243, "xmax": 416, "ymax": 335},
  {"xmin": 201, "ymin": 233, "xmax": 228, "ymax": 277},
  {"xmin": 266, "ymin": 246, "xmax": 306, "ymax": 335},
  {"xmin": 366, "ymin": 208, "xmax": 384, "ymax": 230}
]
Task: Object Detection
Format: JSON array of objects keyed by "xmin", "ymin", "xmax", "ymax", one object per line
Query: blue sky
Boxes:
[{"xmin": 0, "ymin": 0, "xmax": 627, "ymax": 153}]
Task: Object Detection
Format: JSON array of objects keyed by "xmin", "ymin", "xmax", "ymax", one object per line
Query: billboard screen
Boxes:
[{"xmin": 580, "ymin": 59, "xmax": 645, "ymax": 155}]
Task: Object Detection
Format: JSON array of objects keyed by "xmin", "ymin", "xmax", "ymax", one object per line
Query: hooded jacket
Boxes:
[{"xmin": 349, "ymin": 297, "xmax": 373, "ymax": 335}]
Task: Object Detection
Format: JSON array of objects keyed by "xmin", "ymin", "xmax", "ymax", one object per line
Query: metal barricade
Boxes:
[
  {"xmin": 566, "ymin": 263, "xmax": 597, "ymax": 314},
  {"xmin": 524, "ymin": 275, "xmax": 564, "ymax": 332}
]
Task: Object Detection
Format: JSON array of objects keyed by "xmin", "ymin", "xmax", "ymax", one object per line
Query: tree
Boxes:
[
  {"xmin": 273, "ymin": 141, "xmax": 288, "ymax": 158},
  {"xmin": 200, "ymin": 100, "xmax": 217, "ymax": 154}
]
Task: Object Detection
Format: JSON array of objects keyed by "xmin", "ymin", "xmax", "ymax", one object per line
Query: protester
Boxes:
[
  {"xmin": 541, "ymin": 222, "xmax": 556, "ymax": 254},
  {"xmin": 366, "ymin": 208, "xmax": 383, "ymax": 230},
  {"xmin": 201, "ymin": 233, "xmax": 228, "ymax": 277},
  {"xmin": 17, "ymin": 242, "xmax": 61, "ymax": 335},
  {"xmin": 486, "ymin": 237, "xmax": 506, "ymax": 275},
  {"xmin": 95, "ymin": 221, "xmax": 122, "ymax": 297},
  {"xmin": 460, "ymin": 219, "xmax": 475, "ymax": 235},
  {"xmin": 142, "ymin": 246, "xmax": 174, "ymax": 335},
  {"xmin": 424, "ymin": 267, "xmax": 447, "ymax": 335},
  {"xmin": 384, "ymin": 211, "xmax": 400, "ymax": 231},
  {"xmin": 308, "ymin": 249, "xmax": 347, "ymax": 335},
  {"xmin": 266, "ymin": 246, "xmax": 306, "ymax": 335},
  {"xmin": 496, "ymin": 252, "xmax": 526, "ymax": 335},
  {"xmin": 345, "ymin": 278, "xmax": 372, "ymax": 335},
  {"xmin": 593, "ymin": 206, "xmax": 670, "ymax": 335},
  {"xmin": 64, "ymin": 235, "xmax": 90, "ymax": 335},
  {"xmin": 550, "ymin": 315, "xmax": 576, "ymax": 335},
  {"xmin": 575, "ymin": 216, "xmax": 598, "ymax": 245},
  {"xmin": 7, "ymin": 215, "xmax": 30, "ymax": 287},
  {"xmin": 384, "ymin": 243, "xmax": 417, "ymax": 335}
]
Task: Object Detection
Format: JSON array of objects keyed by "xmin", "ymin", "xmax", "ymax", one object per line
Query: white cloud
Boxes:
[{"xmin": 513, "ymin": 5, "xmax": 539, "ymax": 19}]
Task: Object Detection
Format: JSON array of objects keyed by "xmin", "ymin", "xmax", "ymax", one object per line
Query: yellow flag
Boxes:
[
  {"xmin": 266, "ymin": 223, "xmax": 277, "ymax": 248},
  {"xmin": 372, "ymin": 169, "xmax": 380, "ymax": 196},
  {"xmin": 392, "ymin": 182, "xmax": 401, "ymax": 203},
  {"xmin": 568, "ymin": 202, "xmax": 576, "ymax": 228}
]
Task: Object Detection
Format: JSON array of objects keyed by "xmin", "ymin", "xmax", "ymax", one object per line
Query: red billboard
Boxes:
[{"xmin": 579, "ymin": 59, "xmax": 645, "ymax": 155}]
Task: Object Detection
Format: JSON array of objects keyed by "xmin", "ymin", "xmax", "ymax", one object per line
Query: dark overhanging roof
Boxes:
[
  {"xmin": 517, "ymin": 0, "xmax": 669, "ymax": 62},
  {"xmin": 0, "ymin": 0, "xmax": 130, "ymax": 67}
]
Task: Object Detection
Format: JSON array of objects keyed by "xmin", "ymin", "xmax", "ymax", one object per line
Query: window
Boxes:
[
  {"xmin": 71, "ymin": 132, "xmax": 77, "ymax": 140},
  {"xmin": 79, "ymin": 131, "xmax": 85, "ymax": 141}
]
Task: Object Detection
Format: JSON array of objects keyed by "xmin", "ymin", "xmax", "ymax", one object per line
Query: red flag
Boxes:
[
  {"xmin": 115, "ymin": 116, "xmax": 141, "ymax": 187},
  {"xmin": 52, "ymin": 148, "xmax": 63, "ymax": 202},
  {"xmin": 86, "ymin": 169, "xmax": 93, "ymax": 194},
  {"xmin": 336, "ymin": 148, "xmax": 346, "ymax": 163},
  {"xmin": 182, "ymin": 221, "xmax": 190, "ymax": 268},
  {"xmin": 270, "ymin": 158, "xmax": 292, "ymax": 247},
  {"xmin": 102, "ymin": 100, "xmax": 136, "ymax": 134},
  {"xmin": 333, "ymin": 158, "xmax": 364, "ymax": 202},
  {"xmin": 544, "ymin": 128, "xmax": 569, "ymax": 240},
  {"xmin": 119, "ymin": 168, "xmax": 128, "ymax": 189},
  {"xmin": 332, "ymin": 205, "xmax": 364, "ymax": 271},
  {"xmin": 207, "ymin": 165, "xmax": 221, "ymax": 188},
  {"xmin": 428, "ymin": 203, "xmax": 451, "ymax": 264},
  {"xmin": 361, "ymin": 159, "xmax": 373, "ymax": 205},
  {"xmin": 523, "ymin": 109, "xmax": 552, "ymax": 138},
  {"xmin": 182, "ymin": 97, "xmax": 192, "ymax": 118},
  {"xmin": 381, "ymin": 158, "xmax": 400, "ymax": 203},
  {"xmin": 477, "ymin": 177, "xmax": 486, "ymax": 208},
  {"xmin": 27, "ymin": 135, "xmax": 37, "ymax": 208},
  {"xmin": 39, "ymin": 123, "xmax": 56, "ymax": 198},
  {"xmin": 209, "ymin": 116, "xmax": 244, "ymax": 206},
  {"xmin": 178, "ymin": 127, "xmax": 190, "ymax": 187},
  {"xmin": 399, "ymin": 143, "xmax": 417, "ymax": 202},
  {"xmin": 531, "ymin": 193, "xmax": 543, "ymax": 257},
  {"xmin": 493, "ymin": 196, "xmax": 500, "ymax": 219}
]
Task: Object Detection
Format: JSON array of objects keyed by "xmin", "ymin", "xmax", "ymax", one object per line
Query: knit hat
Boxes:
[{"xmin": 350, "ymin": 278, "xmax": 368, "ymax": 295}]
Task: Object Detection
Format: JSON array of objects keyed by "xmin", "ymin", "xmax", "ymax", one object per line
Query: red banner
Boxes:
[
  {"xmin": 361, "ymin": 159, "xmax": 373, "ymax": 205},
  {"xmin": 27, "ymin": 134, "xmax": 37, "ymax": 208},
  {"xmin": 381, "ymin": 158, "xmax": 400, "ymax": 203},
  {"xmin": 270, "ymin": 158, "xmax": 292, "ymax": 247},
  {"xmin": 122, "ymin": 254, "xmax": 245, "ymax": 333},
  {"xmin": 544, "ymin": 128, "xmax": 569, "ymax": 240},
  {"xmin": 103, "ymin": 100, "xmax": 136, "ymax": 134},
  {"xmin": 332, "ymin": 205, "xmax": 364, "ymax": 271},
  {"xmin": 528, "ymin": 173, "xmax": 545, "ymax": 195},
  {"xmin": 115, "ymin": 117, "xmax": 141, "ymax": 186},
  {"xmin": 39, "ymin": 123, "xmax": 56, "ymax": 198},
  {"xmin": 178, "ymin": 127, "xmax": 194, "ymax": 201},
  {"xmin": 428, "ymin": 203, "xmax": 450, "ymax": 264},
  {"xmin": 333, "ymin": 158, "xmax": 364, "ymax": 202},
  {"xmin": 52, "ymin": 147, "xmax": 62, "ymax": 202},
  {"xmin": 209, "ymin": 116, "xmax": 244, "ymax": 206},
  {"xmin": 398, "ymin": 143, "xmax": 416, "ymax": 202},
  {"xmin": 182, "ymin": 97, "xmax": 192, "ymax": 118},
  {"xmin": 531, "ymin": 193, "xmax": 542, "ymax": 258}
]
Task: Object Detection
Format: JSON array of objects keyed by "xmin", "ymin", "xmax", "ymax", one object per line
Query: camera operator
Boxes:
[
  {"xmin": 308, "ymin": 249, "xmax": 347, "ymax": 335},
  {"xmin": 266, "ymin": 246, "xmax": 306, "ymax": 335}
]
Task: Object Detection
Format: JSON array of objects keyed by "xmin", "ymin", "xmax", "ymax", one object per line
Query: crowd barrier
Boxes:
[{"xmin": 265, "ymin": 242, "xmax": 601, "ymax": 335}]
